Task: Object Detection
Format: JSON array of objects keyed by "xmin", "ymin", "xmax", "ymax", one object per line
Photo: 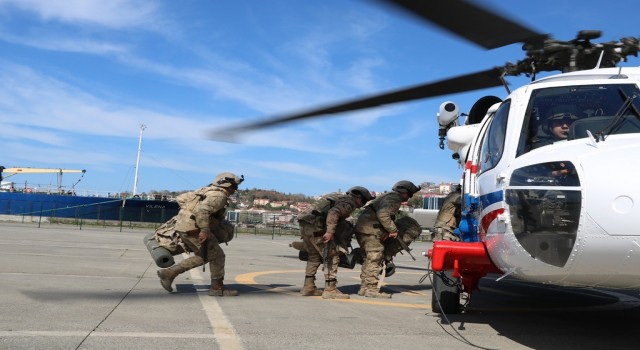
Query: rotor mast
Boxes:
[{"xmin": 133, "ymin": 124, "xmax": 146, "ymax": 197}]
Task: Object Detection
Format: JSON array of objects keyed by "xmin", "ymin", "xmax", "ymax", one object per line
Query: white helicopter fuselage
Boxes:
[{"xmin": 449, "ymin": 67, "xmax": 640, "ymax": 289}]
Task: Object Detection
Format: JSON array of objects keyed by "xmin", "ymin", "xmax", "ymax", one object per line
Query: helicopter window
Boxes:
[
  {"xmin": 506, "ymin": 188, "xmax": 580, "ymax": 268},
  {"xmin": 510, "ymin": 161, "xmax": 580, "ymax": 187},
  {"xmin": 478, "ymin": 100, "xmax": 510, "ymax": 174},
  {"xmin": 517, "ymin": 84, "xmax": 640, "ymax": 156}
]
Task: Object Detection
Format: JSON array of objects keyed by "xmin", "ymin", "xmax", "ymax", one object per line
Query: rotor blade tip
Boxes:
[{"xmin": 207, "ymin": 128, "xmax": 241, "ymax": 143}]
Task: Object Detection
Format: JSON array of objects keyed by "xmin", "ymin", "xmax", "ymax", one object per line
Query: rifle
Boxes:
[
  {"xmin": 322, "ymin": 240, "xmax": 333, "ymax": 271},
  {"xmin": 201, "ymin": 238, "xmax": 208, "ymax": 272},
  {"xmin": 376, "ymin": 223, "xmax": 416, "ymax": 261},
  {"xmin": 394, "ymin": 235, "xmax": 416, "ymax": 261}
]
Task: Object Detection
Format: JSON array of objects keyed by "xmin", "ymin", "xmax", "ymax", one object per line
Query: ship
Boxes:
[{"xmin": 0, "ymin": 126, "xmax": 179, "ymax": 223}]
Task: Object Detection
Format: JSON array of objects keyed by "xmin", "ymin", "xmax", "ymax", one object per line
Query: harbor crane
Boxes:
[{"xmin": 0, "ymin": 166, "xmax": 86, "ymax": 194}]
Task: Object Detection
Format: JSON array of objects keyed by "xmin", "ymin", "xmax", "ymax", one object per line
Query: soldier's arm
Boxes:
[
  {"xmin": 324, "ymin": 200, "xmax": 354, "ymax": 240},
  {"xmin": 376, "ymin": 198, "xmax": 400, "ymax": 233}
]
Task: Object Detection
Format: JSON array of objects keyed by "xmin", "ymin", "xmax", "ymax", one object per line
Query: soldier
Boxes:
[
  {"xmin": 156, "ymin": 172, "xmax": 244, "ymax": 296},
  {"xmin": 297, "ymin": 186, "xmax": 373, "ymax": 299},
  {"xmin": 355, "ymin": 180, "xmax": 421, "ymax": 298},
  {"xmin": 433, "ymin": 185, "xmax": 462, "ymax": 241}
]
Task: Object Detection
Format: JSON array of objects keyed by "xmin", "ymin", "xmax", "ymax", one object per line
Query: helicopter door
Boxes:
[{"xmin": 474, "ymin": 100, "xmax": 511, "ymax": 240}]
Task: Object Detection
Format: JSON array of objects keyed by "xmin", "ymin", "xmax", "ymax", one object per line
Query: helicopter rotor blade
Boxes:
[
  {"xmin": 209, "ymin": 67, "xmax": 504, "ymax": 139},
  {"xmin": 379, "ymin": 0, "xmax": 547, "ymax": 49}
]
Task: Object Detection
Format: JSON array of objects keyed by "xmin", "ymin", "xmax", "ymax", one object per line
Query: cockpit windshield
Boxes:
[{"xmin": 517, "ymin": 84, "xmax": 640, "ymax": 156}]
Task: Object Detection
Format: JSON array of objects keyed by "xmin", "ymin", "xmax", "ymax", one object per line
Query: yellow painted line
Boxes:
[
  {"xmin": 235, "ymin": 269, "xmax": 302, "ymax": 285},
  {"xmin": 234, "ymin": 269, "xmax": 429, "ymax": 310}
]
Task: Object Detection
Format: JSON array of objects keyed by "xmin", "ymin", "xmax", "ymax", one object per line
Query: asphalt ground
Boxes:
[{"xmin": 1, "ymin": 222, "xmax": 640, "ymax": 350}]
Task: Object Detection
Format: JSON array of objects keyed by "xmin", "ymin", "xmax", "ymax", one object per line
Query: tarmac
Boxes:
[{"xmin": 1, "ymin": 222, "xmax": 640, "ymax": 350}]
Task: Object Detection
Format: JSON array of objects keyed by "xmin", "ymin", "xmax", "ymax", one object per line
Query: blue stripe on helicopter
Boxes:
[{"xmin": 479, "ymin": 190, "xmax": 504, "ymax": 210}]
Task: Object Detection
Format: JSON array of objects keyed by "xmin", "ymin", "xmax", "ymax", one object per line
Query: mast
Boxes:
[{"xmin": 133, "ymin": 124, "xmax": 146, "ymax": 197}]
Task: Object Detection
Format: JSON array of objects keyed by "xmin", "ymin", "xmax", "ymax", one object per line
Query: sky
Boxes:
[{"xmin": 1, "ymin": 0, "xmax": 638, "ymax": 197}]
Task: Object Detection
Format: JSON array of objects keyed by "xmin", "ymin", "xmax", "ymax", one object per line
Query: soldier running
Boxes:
[{"xmin": 156, "ymin": 172, "xmax": 244, "ymax": 296}]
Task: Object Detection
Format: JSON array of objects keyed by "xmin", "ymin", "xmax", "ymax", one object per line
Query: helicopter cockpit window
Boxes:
[
  {"xmin": 517, "ymin": 84, "xmax": 640, "ymax": 156},
  {"xmin": 478, "ymin": 100, "xmax": 510, "ymax": 174}
]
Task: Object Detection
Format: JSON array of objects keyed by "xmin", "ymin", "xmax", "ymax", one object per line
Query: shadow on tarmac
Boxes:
[{"xmin": 431, "ymin": 276, "xmax": 640, "ymax": 350}]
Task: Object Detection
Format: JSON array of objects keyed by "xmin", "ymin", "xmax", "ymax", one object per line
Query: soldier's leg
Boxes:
[
  {"xmin": 359, "ymin": 234, "xmax": 390, "ymax": 298},
  {"xmin": 442, "ymin": 228, "xmax": 461, "ymax": 241},
  {"xmin": 206, "ymin": 240, "xmax": 238, "ymax": 297},
  {"xmin": 157, "ymin": 232, "xmax": 202, "ymax": 293},
  {"xmin": 321, "ymin": 248, "xmax": 348, "ymax": 299},
  {"xmin": 355, "ymin": 232, "xmax": 367, "ymax": 296},
  {"xmin": 300, "ymin": 227, "xmax": 323, "ymax": 296},
  {"xmin": 176, "ymin": 233, "xmax": 205, "ymax": 270}
]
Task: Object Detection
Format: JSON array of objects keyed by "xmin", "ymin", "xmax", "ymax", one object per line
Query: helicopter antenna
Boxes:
[
  {"xmin": 499, "ymin": 71, "xmax": 511, "ymax": 95},
  {"xmin": 595, "ymin": 50, "xmax": 605, "ymax": 69}
]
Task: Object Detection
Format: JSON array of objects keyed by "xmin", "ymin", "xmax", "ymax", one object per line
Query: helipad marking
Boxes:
[
  {"xmin": 188, "ymin": 259, "xmax": 244, "ymax": 350},
  {"xmin": 235, "ymin": 269, "xmax": 429, "ymax": 309}
]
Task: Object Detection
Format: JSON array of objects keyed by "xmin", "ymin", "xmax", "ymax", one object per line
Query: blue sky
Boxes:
[{"xmin": 1, "ymin": 0, "xmax": 638, "ymax": 196}]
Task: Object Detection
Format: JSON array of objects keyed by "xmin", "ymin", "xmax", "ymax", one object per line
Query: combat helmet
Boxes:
[
  {"xmin": 347, "ymin": 186, "xmax": 374, "ymax": 203},
  {"xmin": 212, "ymin": 172, "xmax": 244, "ymax": 189},
  {"xmin": 391, "ymin": 180, "xmax": 421, "ymax": 195}
]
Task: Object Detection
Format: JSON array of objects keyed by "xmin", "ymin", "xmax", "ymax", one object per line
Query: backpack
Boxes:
[{"xmin": 176, "ymin": 186, "xmax": 218, "ymax": 211}]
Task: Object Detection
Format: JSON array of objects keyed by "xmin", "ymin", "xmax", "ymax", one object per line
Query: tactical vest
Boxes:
[
  {"xmin": 176, "ymin": 185, "xmax": 221, "ymax": 211},
  {"xmin": 297, "ymin": 193, "xmax": 340, "ymax": 229},
  {"xmin": 174, "ymin": 185, "xmax": 228, "ymax": 233}
]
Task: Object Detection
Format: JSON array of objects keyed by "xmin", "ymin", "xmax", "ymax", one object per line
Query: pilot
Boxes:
[
  {"xmin": 532, "ymin": 105, "xmax": 580, "ymax": 149},
  {"xmin": 296, "ymin": 186, "xmax": 373, "ymax": 299},
  {"xmin": 433, "ymin": 184, "xmax": 462, "ymax": 241},
  {"xmin": 156, "ymin": 172, "xmax": 244, "ymax": 296},
  {"xmin": 354, "ymin": 180, "xmax": 421, "ymax": 298}
]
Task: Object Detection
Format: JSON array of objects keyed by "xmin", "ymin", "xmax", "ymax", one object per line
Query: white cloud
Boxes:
[
  {"xmin": 0, "ymin": 32, "xmax": 128, "ymax": 55},
  {"xmin": 0, "ymin": 0, "xmax": 159, "ymax": 29}
]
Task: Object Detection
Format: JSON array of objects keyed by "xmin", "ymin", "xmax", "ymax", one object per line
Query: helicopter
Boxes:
[{"xmin": 210, "ymin": 0, "xmax": 640, "ymax": 314}]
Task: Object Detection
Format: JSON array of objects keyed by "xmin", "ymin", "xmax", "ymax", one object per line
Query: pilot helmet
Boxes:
[{"xmin": 547, "ymin": 105, "xmax": 580, "ymax": 125}]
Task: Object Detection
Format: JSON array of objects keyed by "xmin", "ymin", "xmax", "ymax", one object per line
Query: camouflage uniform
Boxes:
[
  {"xmin": 433, "ymin": 189, "xmax": 462, "ymax": 241},
  {"xmin": 380, "ymin": 216, "xmax": 422, "ymax": 278},
  {"xmin": 354, "ymin": 191, "xmax": 403, "ymax": 298},
  {"xmin": 156, "ymin": 172, "xmax": 243, "ymax": 296},
  {"xmin": 297, "ymin": 193, "xmax": 358, "ymax": 299}
]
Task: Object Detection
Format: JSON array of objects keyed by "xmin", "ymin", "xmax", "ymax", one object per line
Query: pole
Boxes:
[
  {"xmin": 133, "ymin": 124, "xmax": 146, "ymax": 196},
  {"xmin": 272, "ymin": 215, "xmax": 275, "ymax": 239}
]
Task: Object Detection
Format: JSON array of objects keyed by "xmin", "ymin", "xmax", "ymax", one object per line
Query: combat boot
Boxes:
[
  {"xmin": 364, "ymin": 285, "xmax": 392, "ymax": 299},
  {"xmin": 208, "ymin": 278, "xmax": 239, "ymax": 296},
  {"xmin": 321, "ymin": 279, "xmax": 349, "ymax": 299},
  {"xmin": 157, "ymin": 264, "xmax": 186, "ymax": 293},
  {"xmin": 300, "ymin": 276, "xmax": 323, "ymax": 296}
]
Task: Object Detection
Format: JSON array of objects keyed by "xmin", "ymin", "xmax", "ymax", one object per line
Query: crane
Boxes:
[{"xmin": 0, "ymin": 166, "xmax": 86, "ymax": 194}]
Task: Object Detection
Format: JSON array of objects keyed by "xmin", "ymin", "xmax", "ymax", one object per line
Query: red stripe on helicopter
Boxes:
[
  {"xmin": 465, "ymin": 161, "xmax": 478, "ymax": 174},
  {"xmin": 479, "ymin": 208, "xmax": 505, "ymax": 240}
]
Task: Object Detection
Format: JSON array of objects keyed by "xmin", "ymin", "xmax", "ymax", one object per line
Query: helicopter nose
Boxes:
[{"xmin": 580, "ymin": 142, "xmax": 640, "ymax": 237}]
